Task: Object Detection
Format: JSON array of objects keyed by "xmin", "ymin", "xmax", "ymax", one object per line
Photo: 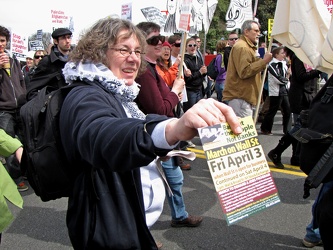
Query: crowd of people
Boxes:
[{"xmin": 0, "ymin": 16, "xmax": 332, "ymax": 249}]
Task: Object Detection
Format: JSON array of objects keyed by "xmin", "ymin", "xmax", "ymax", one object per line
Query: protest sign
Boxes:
[{"xmin": 198, "ymin": 116, "xmax": 280, "ymax": 225}]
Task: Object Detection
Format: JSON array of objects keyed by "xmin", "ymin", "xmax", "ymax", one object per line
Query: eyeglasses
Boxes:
[
  {"xmin": 34, "ymin": 55, "xmax": 44, "ymax": 59},
  {"xmin": 109, "ymin": 47, "xmax": 145, "ymax": 57},
  {"xmin": 146, "ymin": 35, "xmax": 165, "ymax": 46},
  {"xmin": 173, "ymin": 43, "xmax": 181, "ymax": 47},
  {"xmin": 228, "ymin": 38, "xmax": 238, "ymax": 41},
  {"xmin": 188, "ymin": 44, "xmax": 197, "ymax": 47}
]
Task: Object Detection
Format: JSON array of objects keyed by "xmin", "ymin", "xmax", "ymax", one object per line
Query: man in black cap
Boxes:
[{"xmin": 26, "ymin": 28, "xmax": 73, "ymax": 100}]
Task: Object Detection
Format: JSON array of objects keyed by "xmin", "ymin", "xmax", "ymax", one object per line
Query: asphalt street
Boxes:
[{"xmin": 1, "ymin": 111, "xmax": 323, "ymax": 250}]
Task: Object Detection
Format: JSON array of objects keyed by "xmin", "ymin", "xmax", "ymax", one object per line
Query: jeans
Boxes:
[
  {"xmin": 304, "ymin": 180, "xmax": 333, "ymax": 242},
  {"xmin": 0, "ymin": 111, "xmax": 24, "ymax": 184},
  {"xmin": 183, "ymin": 88, "xmax": 203, "ymax": 113},
  {"xmin": 161, "ymin": 157, "xmax": 188, "ymax": 221},
  {"xmin": 215, "ymin": 81, "xmax": 225, "ymax": 102}
]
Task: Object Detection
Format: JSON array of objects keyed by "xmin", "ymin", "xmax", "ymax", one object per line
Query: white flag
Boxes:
[{"xmin": 271, "ymin": 0, "xmax": 333, "ymax": 74}]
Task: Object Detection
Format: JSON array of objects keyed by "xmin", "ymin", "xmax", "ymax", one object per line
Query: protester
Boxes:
[
  {"xmin": 0, "ymin": 129, "xmax": 23, "ymax": 245},
  {"xmin": 222, "ymin": 20, "xmax": 272, "ymax": 117},
  {"xmin": 27, "ymin": 28, "xmax": 72, "ymax": 100},
  {"xmin": 183, "ymin": 37, "xmax": 207, "ymax": 112},
  {"xmin": 21, "ymin": 51, "xmax": 35, "ymax": 87},
  {"xmin": 214, "ymin": 40, "xmax": 228, "ymax": 102},
  {"xmin": 59, "ymin": 17, "xmax": 242, "ymax": 249},
  {"xmin": 0, "ymin": 25, "xmax": 28, "ymax": 192},
  {"xmin": 136, "ymin": 21, "xmax": 204, "ymax": 231},
  {"xmin": 260, "ymin": 46, "xmax": 290, "ymax": 135},
  {"xmin": 268, "ymin": 47, "xmax": 320, "ymax": 169},
  {"xmin": 23, "ymin": 50, "xmax": 45, "ymax": 89},
  {"xmin": 223, "ymin": 30, "xmax": 238, "ymax": 71}
]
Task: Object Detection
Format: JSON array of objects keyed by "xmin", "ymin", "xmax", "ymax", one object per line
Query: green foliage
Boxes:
[{"xmin": 199, "ymin": 0, "xmax": 276, "ymax": 53}]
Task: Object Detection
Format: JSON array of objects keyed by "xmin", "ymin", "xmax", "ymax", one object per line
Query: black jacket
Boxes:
[
  {"xmin": 184, "ymin": 53, "xmax": 206, "ymax": 90},
  {"xmin": 60, "ymin": 82, "xmax": 170, "ymax": 249},
  {"xmin": 288, "ymin": 54, "xmax": 320, "ymax": 114},
  {"xmin": 27, "ymin": 46, "xmax": 67, "ymax": 100}
]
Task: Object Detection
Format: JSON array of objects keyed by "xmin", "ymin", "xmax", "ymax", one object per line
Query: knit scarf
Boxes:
[{"xmin": 62, "ymin": 61, "xmax": 146, "ymax": 120}]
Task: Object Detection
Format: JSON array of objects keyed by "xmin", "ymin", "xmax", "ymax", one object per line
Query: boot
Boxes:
[{"xmin": 268, "ymin": 133, "xmax": 293, "ymax": 169}]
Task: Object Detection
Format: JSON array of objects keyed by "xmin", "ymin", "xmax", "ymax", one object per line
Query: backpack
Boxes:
[
  {"xmin": 207, "ymin": 53, "xmax": 224, "ymax": 80},
  {"xmin": 20, "ymin": 83, "xmax": 83, "ymax": 201},
  {"xmin": 207, "ymin": 57, "xmax": 218, "ymax": 80},
  {"xmin": 292, "ymin": 74, "xmax": 333, "ymax": 198}
]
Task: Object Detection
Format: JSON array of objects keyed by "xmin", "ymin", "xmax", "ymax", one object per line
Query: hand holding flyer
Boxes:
[{"xmin": 198, "ymin": 116, "xmax": 280, "ymax": 225}]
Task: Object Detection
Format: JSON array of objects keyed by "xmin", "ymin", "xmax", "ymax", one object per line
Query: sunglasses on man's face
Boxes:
[
  {"xmin": 188, "ymin": 44, "xmax": 197, "ymax": 47},
  {"xmin": 34, "ymin": 55, "xmax": 44, "ymax": 59},
  {"xmin": 146, "ymin": 35, "xmax": 165, "ymax": 46},
  {"xmin": 173, "ymin": 43, "xmax": 181, "ymax": 47}
]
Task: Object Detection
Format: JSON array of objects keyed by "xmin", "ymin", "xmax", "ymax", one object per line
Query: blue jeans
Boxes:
[
  {"xmin": 183, "ymin": 88, "xmax": 203, "ymax": 113},
  {"xmin": 161, "ymin": 157, "xmax": 188, "ymax": 221},
  {"xmin": 215, "ymin": 81, "xmax": 225, "ymax": 102},
  {"xmin": 0, "ymin": 111, "xmax": 24, "ymax": 184},
  {"xmin": 305, "ymin": 180, "xmax": 333, "ymax": 242}
]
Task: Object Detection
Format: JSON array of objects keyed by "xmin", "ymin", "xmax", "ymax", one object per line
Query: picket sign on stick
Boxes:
[
  {"xmin": 177, "ymin": 32, "xmax": 188, "ymax": 79},
  {"xmin": 253, "ymin": 37, "xmax": 273, "ymax": 124}
]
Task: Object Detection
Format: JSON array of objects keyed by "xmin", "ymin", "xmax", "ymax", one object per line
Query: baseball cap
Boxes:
[
  {"xmin": 52, "ymin": 28, "xmax": 72, "ymax": 39},
  {"xmin": 162, "ymin": 41, "xmax": 171, "ymax": 49},
  {"xmin": 26, "ymin": 51, "xmax": 36, "ymax": 60}
]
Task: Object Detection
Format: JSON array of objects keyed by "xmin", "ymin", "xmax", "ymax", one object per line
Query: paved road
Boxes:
[{"xmin": 1, "ymin": 112, "xmax": 323, "ymax": 250}]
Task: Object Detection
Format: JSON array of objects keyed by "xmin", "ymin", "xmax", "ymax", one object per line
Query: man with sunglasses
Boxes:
[
  {"xmin": 136, "ymin": 22, "xmax": 203, "ymax": 230},
  {"xmin": 224, "ymin": 30, "xmax": 238, "ymax": 71},
  {"xmin": 27, "ymin": 28, "xmax": 72, "ymax": 100},
  {"xmin": 23, "ymin": 50, "xmax": 45, "ymax": 89},
  {"xmin": 223, "ymin": 20, "xmax": 272, "ymax": 118},
  {"xmin": 168, "ymin": 34, "xmax": 182, "ymax": 65}
]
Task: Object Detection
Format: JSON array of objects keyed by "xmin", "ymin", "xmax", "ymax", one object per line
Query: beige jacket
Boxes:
[{"xmin": 223, "ymin": 35, "xmax": 267, "ymax": 106}]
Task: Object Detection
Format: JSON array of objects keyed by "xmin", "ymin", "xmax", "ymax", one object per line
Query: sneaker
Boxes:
[
  {"xmin": 171, "ymin": 215, "xmax": 203, "ymax": 228},
  {"xmin": 186, "ymin": 140, "xmax": 196, "ymax": 148},
  {"xmin": 17, "ymin": 182, "xmax": 29, "ymax": 192},
  {"xmin": 268, "ymin": 150, "xmax": 284, "ymax": 169},
  {"xmin": 302, "ymin": 238, "xmax": 323, "ymax": 248},
  {"xmin": 180, "ymin": 163, "xmax": 191, "ymax": 171}
]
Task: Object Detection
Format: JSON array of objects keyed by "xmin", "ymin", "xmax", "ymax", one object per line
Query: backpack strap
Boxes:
[{"xmin": 303, "ymin": 142, "xmax": 333, "ymax": 198}]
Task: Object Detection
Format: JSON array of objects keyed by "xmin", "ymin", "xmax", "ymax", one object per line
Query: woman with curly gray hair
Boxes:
[{"xmin": 60, "ymin": 17, "xmax": 242, "ymax": 249}]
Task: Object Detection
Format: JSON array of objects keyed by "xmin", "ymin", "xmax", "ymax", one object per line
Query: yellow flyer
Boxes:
[{"xmin": 198, "ymin": 116, "xmax": 280, "ymax": 225}]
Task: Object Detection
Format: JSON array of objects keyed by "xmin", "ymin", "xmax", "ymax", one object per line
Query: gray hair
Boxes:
[{"xmin": 241, "ymin": 20, "xmax": 260, "ymax": 34}]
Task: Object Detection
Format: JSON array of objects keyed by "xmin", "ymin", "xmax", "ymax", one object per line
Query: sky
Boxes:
[{"xmin": 1, "ymin": 0, "xmax": 168, "ymax": 40}]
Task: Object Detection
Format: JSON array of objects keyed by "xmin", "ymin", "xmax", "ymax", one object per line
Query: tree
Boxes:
[{"xmin": 199, "ymin": 0, "xmax": 276, "ymax": 53}]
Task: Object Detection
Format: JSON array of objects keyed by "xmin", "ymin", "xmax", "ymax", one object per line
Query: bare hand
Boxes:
[
  {"xmin": 0, "ymin": 53, "xmax": 9, "ymax": 67},
  {"xmin": 171, "ymin": 78, "xmax": 185, "ymax": 96},
  {"xmin": 15, "ymin": 147, "xmax": 23, "ymax": 164},
  {"xmin": 165, "ymin": 99, "xmax": 242, "ymax": 145},
  {"xmin": 184, "ymin": 69, "xmax": 191, "ymax": 77},
  {"xmin": 263, "ymin": 52, "xmax": 273, "ymax": 64},
  {"xmin": 200, "ymin": 65, "xmax": 207, "ymax": 75}
]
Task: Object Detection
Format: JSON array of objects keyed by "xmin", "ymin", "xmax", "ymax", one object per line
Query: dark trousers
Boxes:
[
  {"xmin": 0, "ymin": 110, "xmax": 24, "ymax": 184},
  {"xmin": 261, "ymin": 95, "xmax": 291, "ymax": 134}
]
